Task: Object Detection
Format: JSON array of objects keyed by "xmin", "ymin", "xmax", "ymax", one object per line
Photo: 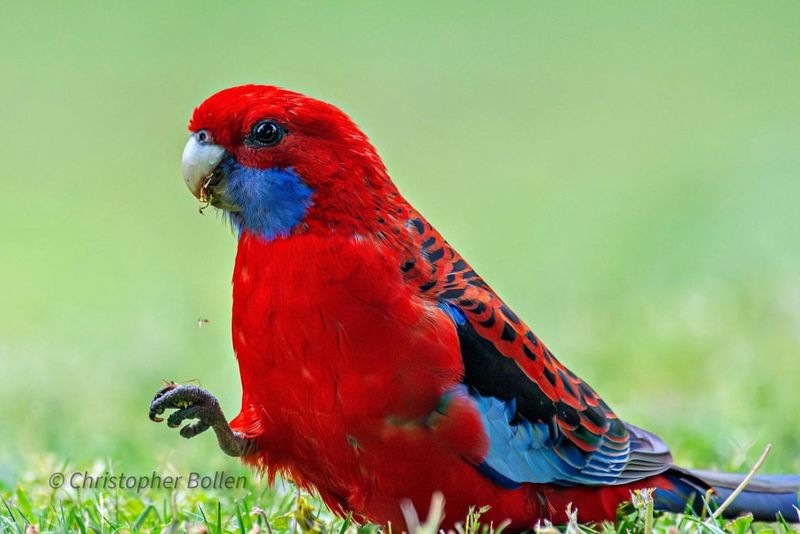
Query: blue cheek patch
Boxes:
[{"xmin": 220, "ymin": 158, "xmax": 313, "ymax": 241}]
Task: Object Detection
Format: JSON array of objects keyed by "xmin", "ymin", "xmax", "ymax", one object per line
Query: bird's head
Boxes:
[{"xmin": 182, "ymin": 85, "xmax": 402, "ymax": 241}]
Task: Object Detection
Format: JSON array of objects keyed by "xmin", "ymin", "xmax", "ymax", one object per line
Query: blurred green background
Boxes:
[{"xmin": 1, "ymin": 1, "xmax": 798, "ymax": 485}]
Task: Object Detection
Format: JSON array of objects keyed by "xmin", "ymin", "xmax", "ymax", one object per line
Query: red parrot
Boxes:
[{"xmin": 150, "ymin": 85, "xmax": 799, "ymax": 531}]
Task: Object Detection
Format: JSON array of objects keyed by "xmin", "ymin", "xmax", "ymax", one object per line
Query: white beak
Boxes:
[{"xmin": 181, "ymin": 131, "xmax": 226, "ymax": 198}]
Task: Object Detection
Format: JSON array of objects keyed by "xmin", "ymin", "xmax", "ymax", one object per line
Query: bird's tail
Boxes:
[{"xmin": 655, "ymin": 468, "xmax": 800, "ymax": 521}]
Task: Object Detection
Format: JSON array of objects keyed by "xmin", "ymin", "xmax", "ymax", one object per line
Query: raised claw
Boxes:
[
  {"xmin": 148, "ymin": 382, "xmax": 255, "ymax": 456},
  {"xmin": 149, "ymin": 385, "xmax": 212, "ymax": 423}
]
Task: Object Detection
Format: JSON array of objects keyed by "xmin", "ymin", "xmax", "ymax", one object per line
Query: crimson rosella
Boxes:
[{"xmin": 150, "ymin": 85, "xmax": 799, "ymax": 531}]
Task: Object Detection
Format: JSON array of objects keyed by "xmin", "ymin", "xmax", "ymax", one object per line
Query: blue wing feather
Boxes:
[
  {"xmin": 470, "ymin": 389, "xmax": 640, "ymax": 486},
  {"xmin": 440, "ymin": 303, "xmax": 674, "ymax": 487}
]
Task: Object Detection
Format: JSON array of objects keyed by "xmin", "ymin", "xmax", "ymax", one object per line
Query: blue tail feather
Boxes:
[
  {"xmin": 692, "ymin": 470, "xmax": 800, "ymax": 521},
  {"xmin": 659, "ymin": 468, "xmax": 800, "ymax": 521}
]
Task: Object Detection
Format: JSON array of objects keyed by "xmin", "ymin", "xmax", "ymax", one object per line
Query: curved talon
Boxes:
[
  {"xmin": 149, "ymin": 410, "xmax": 164, "ymax": 423},
  {"xmin": 150, "ymin": 382, "xmax": 180, "ymax": 421},
  {"xmin": 167, "ymin": 405, "xmax": 203, "ymax": 428},
  {"xmin": 149, "ymin": 384, "xmax": 187, "ymax": 423}
]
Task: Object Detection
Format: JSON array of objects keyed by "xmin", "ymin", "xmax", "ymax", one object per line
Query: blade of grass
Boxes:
[
  {"xmin": 199, "ymin": 504, "xmax": 213, "ymax": 533},
  {"xmin": 1, "ymin": 497, "xmax": 23, "ymax": 534},
  {"xmin": 235, "ymin": 501, "xmax": 246, "ymax": 533},
  {"xmin": 707, "ymin": 444, "xmax": 771, "ymax": 522},
  {"xmin": 338, "ymin": 512, "xmax": 352, "ymax": 534},
  {"xmin": 132, "ymin": 504, "xmax": 156, "ymax": 532}
]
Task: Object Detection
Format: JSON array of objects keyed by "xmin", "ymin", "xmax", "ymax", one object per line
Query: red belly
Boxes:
[{"xmin": 226, "ymin": 231, "xmax": 649, "ymax": 529}]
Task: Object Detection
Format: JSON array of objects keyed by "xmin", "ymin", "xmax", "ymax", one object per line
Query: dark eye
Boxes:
[{"xmin": 250, "ymin": 120, "xmax": 285, "ymax": 147}]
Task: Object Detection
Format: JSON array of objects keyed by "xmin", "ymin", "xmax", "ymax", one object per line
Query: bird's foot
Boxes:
[{"xmin": 149, "ymin": 383, "xmax": 255, "ymax": 457}]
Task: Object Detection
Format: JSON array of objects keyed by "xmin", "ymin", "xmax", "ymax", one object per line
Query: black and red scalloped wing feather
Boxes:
[{"xmin": 400, "ymin": 208, "xmax": 672, "ymax": 486}]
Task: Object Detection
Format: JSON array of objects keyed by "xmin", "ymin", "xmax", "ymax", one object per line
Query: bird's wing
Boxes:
[{"xmin": 401, "ymin": 209, "xmax": 673, "ymax": 487}]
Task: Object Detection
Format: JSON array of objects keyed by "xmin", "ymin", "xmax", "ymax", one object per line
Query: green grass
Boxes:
[
  {"xmin": 1, "ymin": 463, "xmax": 797, "ymax": 533},
  {"xmin": 1, "ymin": 1, "xmax": 800, "ymax": 532},
  {"xmin": 0, "ymin": 457, "xmax": 372, "ymax": 533}
]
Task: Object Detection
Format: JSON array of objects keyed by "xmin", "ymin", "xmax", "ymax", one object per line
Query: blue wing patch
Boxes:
[
  {"xmin": 438, "ymin": 297, "xmax": 674, "ymax": 488},
  {"xmin": 445, "ymin": 385, "xmax": 673, "ymax": 488},
  {"xmin": 469, "ymin": 388, "xmax": 631, "ymax": 487}
]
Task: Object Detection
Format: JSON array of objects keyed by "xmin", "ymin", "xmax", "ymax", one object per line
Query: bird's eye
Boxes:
[{"xmin": 250, "ymin": 121, "xmax": 285, "ymax": 147}]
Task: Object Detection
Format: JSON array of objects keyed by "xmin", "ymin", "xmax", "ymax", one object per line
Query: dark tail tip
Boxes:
[
  {"xmin": 658, "ymin": 468, "xmax": 800, "ymax": 521},
  {"xmin": 687, "ymin": 469, "xmax": 800, "ymax": 521}
]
